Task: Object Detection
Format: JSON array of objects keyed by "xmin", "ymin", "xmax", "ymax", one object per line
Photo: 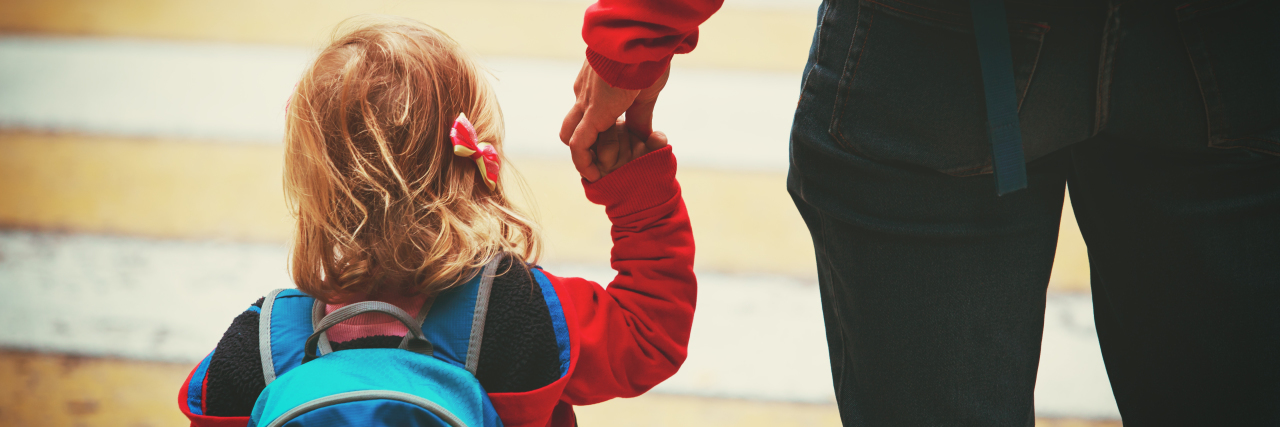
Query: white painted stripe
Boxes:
[
  {"xmin": 1035, "ymin": 293, "xmax": 1120, "ymax": 418},
  {"xmin": 0, "ymin": 231, "xmax": 292, "ymax": 362},
  {"xmin": 0, "ymin": 230, "xmax": 1118, "ymax": 418},
  {"xmin": 0, "ymin": 36, "xmax": 307, "ymax": 143},
  {"xmin": 0, "ymin": 36, "xmax": 796, "ymax": 171},
  {"xmin": 536, "ymin": 0, "xmax": 822, "ymax": 10},
  {"xmin": 723, "ymin": 0, "xmax": 821, "ymax": 10},
  {"xmin": 488, "ymin": 57, "xmax": 798, "ymax": 172}
]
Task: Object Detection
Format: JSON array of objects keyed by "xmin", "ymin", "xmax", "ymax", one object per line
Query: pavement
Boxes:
[{"xmin": 0, "ymin": 1, "xmax": 1120, "ymax": 424}]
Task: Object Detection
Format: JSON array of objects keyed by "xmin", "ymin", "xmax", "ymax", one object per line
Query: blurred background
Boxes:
[{"xmin": 0, "ymin": 0, "xmax": 1120, "ymax": 425}]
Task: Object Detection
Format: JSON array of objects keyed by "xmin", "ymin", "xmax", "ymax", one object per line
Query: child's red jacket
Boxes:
[{"xmin": 178, "ymin": 147, "xmax": 695, "ymax": 427}]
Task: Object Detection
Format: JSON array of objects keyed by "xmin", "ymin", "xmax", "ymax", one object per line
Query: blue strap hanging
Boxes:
[{"xmin": 970, "ymin": 0, "xmax": 1028, "ymax": 195}]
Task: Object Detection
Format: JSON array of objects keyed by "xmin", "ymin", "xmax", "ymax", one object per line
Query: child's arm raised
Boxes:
[{"xmin": 553, "ymin": 127, "xmax": 696, "ymax": 403}]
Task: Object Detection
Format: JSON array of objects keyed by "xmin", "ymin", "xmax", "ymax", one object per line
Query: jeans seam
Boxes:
[
  {"xmin": 1176, "ymin": 12, "xmax": 1228, "ymax": 144},
  {"xmin": 1093, "ymin": 1, "xmax": 1121, "ymax": 135},
  {"xmin": 831, "ymin": 9, "xmax": 877, "ymax": 151},
  {"xmin": 814, "ymin": 210, "xmax": 847, "ymax": 399},
  {"xmin": 1209, "ymin": 139, "xmax": 1280, "ymax": 156},
  {"xmin": 800, "ymin": 1, "xmax": 837, "ymax": 107},
  {"xmin": 1017, "ymin": 28, "xmax": 1047, "ymax": 111},
  {"xmin": 865, "ymin": 0, "xmax": 958, "ymax": 25},
  {"xmin": 875, "ymin": 0, "xmax": 965, "ymax": 17}
]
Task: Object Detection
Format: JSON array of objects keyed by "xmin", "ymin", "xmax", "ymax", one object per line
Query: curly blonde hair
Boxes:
[{"xmin": 284, "ymin": 17, "xmax": 540, "ymax": 303}]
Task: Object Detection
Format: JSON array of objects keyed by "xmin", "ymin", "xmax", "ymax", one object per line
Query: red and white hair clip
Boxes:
[{"xmin": 450, "ymin": 113, "xmax": 501, "ymax": 190}]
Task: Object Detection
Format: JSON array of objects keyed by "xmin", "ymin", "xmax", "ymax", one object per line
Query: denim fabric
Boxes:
[{"xmin": 787, "ymin": 0, "xmax": 1280, "ymax": 425}]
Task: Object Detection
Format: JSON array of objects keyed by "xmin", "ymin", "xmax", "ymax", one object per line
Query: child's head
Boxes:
[{"xmin": 284, "ymin": 17, "xmax": 539, "ymax": 303}]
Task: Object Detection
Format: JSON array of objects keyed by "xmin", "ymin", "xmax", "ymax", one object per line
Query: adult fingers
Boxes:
[
  {"xmin": 560, "ymin": 61, "xmax": 594, "ymax": 144},
  {"xmin": 569, "ymin": 103, "xmax": 624, "ymax": 152},
  {"xmin": 624, "ymin": 99, "xmax": 657, "ymax": 140},
  {"xmin": 568, "ymin": 119, "xmax": 606, "ymax": 181},
  {"xmin": 595, "ymin": 122, "xmax": 622, "ymax": 172},
  {"xmin": 560, "ymin": 104, "xmax": 584, "ymax": 145},
  {"xmin": 625, "ymin": 66, "xmax": 669, "ymax": 138},
  {"xmin": 565, "ymin": 94, "xmax": 623, "ymax": 180}
]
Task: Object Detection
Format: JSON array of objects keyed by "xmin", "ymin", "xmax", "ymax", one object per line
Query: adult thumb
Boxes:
[{"xmin": 624, "ymin": 99, "xmax": 657, "ymax": 140}]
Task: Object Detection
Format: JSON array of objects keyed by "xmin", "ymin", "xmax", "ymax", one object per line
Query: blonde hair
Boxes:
[{"xmin": 284, "ymin": 17, "xmax": 540, "ymax": 303}]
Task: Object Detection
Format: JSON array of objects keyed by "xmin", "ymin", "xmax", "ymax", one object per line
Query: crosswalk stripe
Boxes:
[
  {"xmin": 0, "ymin": 349, "xmax": 1120, "ymax": 426},
  {"xmin": 0, "ymin": 0, "xmax": 817, "ymax": 73},
  {"xmin": 0, "ymin": 230, "xmax": 1117, "ymax": 416},
  {"xmin": 0, "ymin": 131, "xmax": 1092, "ymax": 288}
]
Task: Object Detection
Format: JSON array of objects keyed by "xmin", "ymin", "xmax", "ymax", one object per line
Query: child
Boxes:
[{"xmin": 178, "ymin": 17, "xmax": 695, "ymax": 427}]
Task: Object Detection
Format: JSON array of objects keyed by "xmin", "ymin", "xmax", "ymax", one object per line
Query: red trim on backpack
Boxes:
[{"xmin": 179, "ymin": 364, "xmax": 252, "ymax": 427}]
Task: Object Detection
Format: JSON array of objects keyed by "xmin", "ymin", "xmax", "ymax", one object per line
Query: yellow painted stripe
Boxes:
[
  {"xmin": 1055, "ymin": 191, "xmax": 1091, "ymax": 292},
  {"xmin": 0, "ymin": 349, "xmax": 192, "ymax": 427},
  {"xmin": 0, "ymin": 349, "xmax": 1118, "ymax": 427},
  {"xmin": 0, "ymin": 133, "xmax": 294, "ymax": 242},
  {"xmin": 0, "ymin": 0, "xmax": 814, "ymax": 74},
  {"xmin": 0, "ymin": 131, "xmax": 1090, "ymax": 290}
]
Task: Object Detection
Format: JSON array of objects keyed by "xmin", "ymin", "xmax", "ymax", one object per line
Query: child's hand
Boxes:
[{"xmin": 591, "ymin": 120, "xmax": 669, "ymax": 179}]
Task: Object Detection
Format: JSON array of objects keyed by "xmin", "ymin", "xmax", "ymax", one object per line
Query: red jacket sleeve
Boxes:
[
  {"xmin": 555, "ymin": 145, "xmax": 697, "ymax": 404},
  {"xmin": 583, "ymin": 0, "xmax": 724, "ymax": 89}
]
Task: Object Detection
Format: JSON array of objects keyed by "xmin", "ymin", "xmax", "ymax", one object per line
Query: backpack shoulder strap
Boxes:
[
  {"xmin": 258, "ymin": 288, "xmax": 316, "ymax": 385},
  {"xmin": 417, "ymin": 254, "xmax": 503, "ymax": 374},
  {"xmin": 464, "ymin": 254, "xmax": 502, "ymax": 374}
]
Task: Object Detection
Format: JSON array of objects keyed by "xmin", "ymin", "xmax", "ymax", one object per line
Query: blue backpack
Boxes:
[{"xmin": 247, "ymin": 256, "xmax": 506, "ymax": 427}]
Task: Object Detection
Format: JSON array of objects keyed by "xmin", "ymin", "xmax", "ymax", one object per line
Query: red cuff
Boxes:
[
  {"xmin": 586, "ymin": 48, "xmax": 672, "ymax": 91},
  {"xmin": 582, "ymin": 146, "xmax": 679, "ymax": 218}
]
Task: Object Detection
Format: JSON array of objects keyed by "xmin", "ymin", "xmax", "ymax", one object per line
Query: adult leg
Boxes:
[
  {"xmin": 1074, "ymin": 0, "xmax": 1280, "ymax": 422},
  {"xmin": 790, "ymin": 126, "xmax": 1069, "ymax": 426},
  {"xmin": 790, "ymin": 178, "xmax": 1065, "ymax": 426},
  {"xmin": 788, "ymin": 7, "xmax": 1074, "ymax": 415},
  {"xmin": 787, "ymin": 0, "xmax": 1108, "ymax": 423},
  {"xmin": 1067, "ymin": 136, "xmax": 1280, "ymax": 425}
]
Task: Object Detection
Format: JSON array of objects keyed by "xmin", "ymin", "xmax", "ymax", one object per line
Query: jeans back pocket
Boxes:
[
  {"xmin": 1177, "ymin": 0, "xmax": 1280, "ymax": 154},
  {"xmin": 829, "ymin": 0, "xmax": 1047, "ymax": 176}
]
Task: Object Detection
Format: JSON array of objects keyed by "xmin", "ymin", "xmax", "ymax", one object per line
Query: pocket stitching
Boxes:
[
  {"xmin": 1176, "ymin": 0, "xmax": 1280, "ymax": 150},
  {"xmin": 864, "ymin": 0, "xmax": 1051, "ymax": 34},
  {"xmin": 1177, "ymin": 12, "xmax": 1229, "ymax": 143},
  {"xmin": 799, "ymin": 2, "xmax": 839, "ymax": 109},
  {"xmin": 873, "ymin": 0, "xmax": 965, "ymax": 18},
  {"xmin": 865, "ymin": 0, "xmax": 959, "ymax": 26},
  {"xmin": 825, "ymin": 3, "xmax": 1048, "ymax": 176},
  {"xmin": 1214, "ymin": 137, "xmax": 1280, "ymax": 156},
  {"xmin": 829, "ymin": 8, "xmax": 877, "ymax": 153}
]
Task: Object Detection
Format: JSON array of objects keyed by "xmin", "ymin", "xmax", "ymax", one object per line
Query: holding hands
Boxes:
[
  {"xmin": 590, "ymin": 120, "xmax": 669, "ymax": 178},
  {"xmin": 561, "ymin": 61, "xmax": 670, "ymax": 181}
]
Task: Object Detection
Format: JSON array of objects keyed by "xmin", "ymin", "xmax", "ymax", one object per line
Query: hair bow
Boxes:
[{"xmin": 450, "ymin": 113, "xmax": 500, "ymax": 190}]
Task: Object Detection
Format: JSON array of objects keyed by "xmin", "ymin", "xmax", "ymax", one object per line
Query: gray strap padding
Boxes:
[
  {"xmin": 264, "ymin": 390, "xmax": 466, "ymax": 427},
  {"xmin": 258, "ymin": 288, "xmax": 286, "ymax": 385},
  {"xmin": 303, "ymin": 301, "xmax": 434, "ymax": 362},
  {"xmin": 314, "ymin": 302, "xmax": 427, "ymax": 352},
  {"xmin": 464, "ymin": 254, "xmax": 503, "ymax": 375},
  {"xmin": 310, "ymin": 299, "xmax": 332, "ymax": 356},
  {"xmin": 398, "ymin": 295, "xmax": 437, "ymax": 350}
]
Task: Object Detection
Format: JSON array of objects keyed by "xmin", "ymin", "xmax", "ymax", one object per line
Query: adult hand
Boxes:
[{"xmin": 560, "ymin": 60, "xmax": 669, "ymax": 181}]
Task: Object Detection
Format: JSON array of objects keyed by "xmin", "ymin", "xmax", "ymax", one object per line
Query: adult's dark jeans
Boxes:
[{"xmin": 787, "ymin": 0, "xmax": 1280, "ymax": 425}]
